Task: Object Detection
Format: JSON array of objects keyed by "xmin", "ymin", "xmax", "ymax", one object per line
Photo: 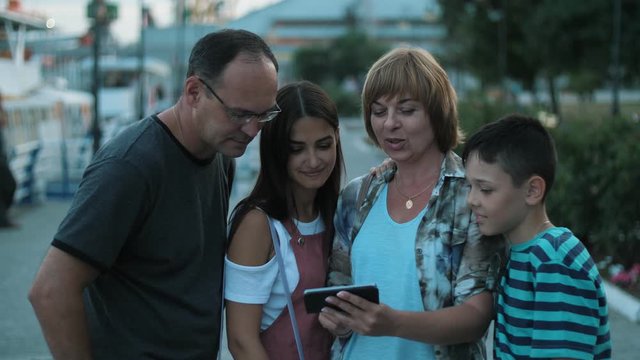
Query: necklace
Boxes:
[
  {"xmin": 171, "ymin": 105, "xmax": 185, "ymax": 142},
  {"xmin": 536, "ymin": 220, "xmax": 552, "ymax": 234},
  {"xmin": 394, "ymin": 175, "xmax": 437, "ymax": 210},
  {"xmin": 292, "ymin": 216, "xmax": 320, "ymax": 247}
]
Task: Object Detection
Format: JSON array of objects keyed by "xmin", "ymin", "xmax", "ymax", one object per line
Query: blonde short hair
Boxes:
[{"xmin": 362, "ymin": 47, "xmax": 462, "ymax": 152}]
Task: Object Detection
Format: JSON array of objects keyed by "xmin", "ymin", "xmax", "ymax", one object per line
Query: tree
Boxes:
[
  {"xmin": 292, "ymin": 47, "xmax": 331, "ymax": 85},
  {"xmin": 293, "ymin": 30, "xmax": 386, "ymax": 87},
  {"xmin": 438, "ymin": 0, "xmax": 639, "ymax": 117},
  {"xmin": 292, "ymin": 30, "xmax": 387, "ymax": 115}
]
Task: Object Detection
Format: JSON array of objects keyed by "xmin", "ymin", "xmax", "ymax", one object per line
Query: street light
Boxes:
[
  {"xmin": 86, "ymin": 0, "xmax": 118, "ymax": 154},
  {"xmin": 138, "ymin": 2, "xmax": 148, "ymax": 120},
  {"xmin": 488, "ymin": 0, "xmax": 507, "ymax": 97},
  {"xmin": 90, "ymin": 0, "xmax": 106, "ymax": 154},
  {"xmin": 611, "ymin": 0, "xmax": 621, "ymax": 116}
]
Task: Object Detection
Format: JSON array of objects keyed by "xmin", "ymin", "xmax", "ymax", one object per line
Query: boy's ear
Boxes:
[{"xmin": 524, "ymin": 175, "xmax": 546, "ymax": 205}]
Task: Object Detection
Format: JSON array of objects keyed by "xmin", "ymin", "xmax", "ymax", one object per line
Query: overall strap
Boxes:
[
  {"xmin": 356, "ymin": 173, "xmax": 374, "ymax": 210},
  {"xmin": 218, "ymin": 271, "xmax": 225, "ymax": 360},
  {"xmin": 349, "ymin": 173, "xmax": 375, "ymax": 243},
  {"xmin": 267, "ymin": 216, "xmax": 306, "ymax": 360}
]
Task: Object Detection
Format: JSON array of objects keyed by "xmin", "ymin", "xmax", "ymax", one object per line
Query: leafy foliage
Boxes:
[
  {"xmin": 292, "ymin": 47, "xmax": 331, "ymax": 85},
  {"xmin": 438, "ymin": 0, "xmax": 640, "ymax": 113},
  {"xmin": 548, "ymin": 116, "xmax": 640, "ymax": 267},
  {"xmin": 459, "ymin": 99, "xmax": 640, "ymax": 267},
  {"xmin": 291, "ymin": 30, "xmax": 388, "ymax": 116}
]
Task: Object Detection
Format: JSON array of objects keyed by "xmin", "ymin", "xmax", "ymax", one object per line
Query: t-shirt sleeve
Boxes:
[
  {"xmin": 224, "ymin": 255, "xmax": 278, "ymax": 304},
  {"xmin": 52, "ymin": 157, "xmax": 149, "ymax": 271},
  {"xmin": 529, "ymin": 261, "xmax": 600, "ymax": 359}
]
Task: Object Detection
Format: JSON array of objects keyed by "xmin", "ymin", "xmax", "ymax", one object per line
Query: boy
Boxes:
[{"xmin": 462, "ymin": 114, "xmax": 611, "ymax": 359}]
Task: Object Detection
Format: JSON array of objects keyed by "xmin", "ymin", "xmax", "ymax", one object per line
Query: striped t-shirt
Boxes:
[{"xmin": 494, "ymin": 227, "xmax": 611, "ymax": 359}]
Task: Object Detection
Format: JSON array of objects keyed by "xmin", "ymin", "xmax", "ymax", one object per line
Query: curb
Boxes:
[{"xmin": 604, "ymin": 280, "xmax": 640, "ymax": 323}]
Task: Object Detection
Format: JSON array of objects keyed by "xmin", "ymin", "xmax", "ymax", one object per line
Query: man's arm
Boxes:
[{"xmin": 29, "ymin": 246, "xmax": 100, "ymax": 360}]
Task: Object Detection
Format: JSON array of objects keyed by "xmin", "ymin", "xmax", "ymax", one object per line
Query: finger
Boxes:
[
  {"xmin": 336, "ymin": 291, "xmax": 374, "ymax": 311},
  {"xmin": 320, "ymin": 301, "xmax": 350, "ymax": 318},
  {"xmin": 318, "ymin": 312, "xmax": 339, "ymax": 330},
  {"xmin": 325, "ymin": 293, "xmax": 368, "ymax": 316},
  {"xmin": 321, "ymin": 306, "xmax": 353, "ymax": 329},
  {"xmin": 319, "ymin": 312, "xmax": 353, "ymax": 338},
  {"xmin": 381, "ymin": 158, "xmax": 394, "ymax": 171}
]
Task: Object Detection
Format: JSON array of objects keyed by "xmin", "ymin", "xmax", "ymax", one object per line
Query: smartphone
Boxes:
[{"xmin": 303, "ymin": 284, "xmax": 379, "ymax": 313}]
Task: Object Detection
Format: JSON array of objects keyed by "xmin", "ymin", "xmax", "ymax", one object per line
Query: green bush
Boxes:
[
  {"xmin": 322, "ymin": 82, "xmax": 361, "ymax": 117},
  {"xmin": 549, "ymin": 116, "xmax": 640, "ymax": 267},
  {"xmin": 458, "ymin": 100, "xmax": 640, "ymax": 267},
  {"xmin": 457, "ymin": 93, "xmax": 524, "ymax": 144}
]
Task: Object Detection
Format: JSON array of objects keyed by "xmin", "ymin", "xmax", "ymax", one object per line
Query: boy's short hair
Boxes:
[{"xmin": 462, "ymin": 114, "xmax": 557, "ymax": 199}]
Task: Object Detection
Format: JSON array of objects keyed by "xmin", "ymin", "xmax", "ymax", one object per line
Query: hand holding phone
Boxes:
[{"xmin": 303, "ymin": 284, "xmax": 379, "ymax": 313}]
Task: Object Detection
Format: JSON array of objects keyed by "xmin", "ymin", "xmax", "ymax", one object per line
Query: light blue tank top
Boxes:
[{"xmin": 345, "ymin": 185, "xmax": 435, "ymax": 360}]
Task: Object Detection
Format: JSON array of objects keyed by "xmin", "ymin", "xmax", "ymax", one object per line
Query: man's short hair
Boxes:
[
  {"xmin": 187, "ymin": 29, "xmax": 278, "ymax": 85},
  {"xmin": 462, "ymin": 114, "xmax": 557, "ymax": 198}
]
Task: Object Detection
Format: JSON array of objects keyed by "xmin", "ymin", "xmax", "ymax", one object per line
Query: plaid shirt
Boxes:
[{"xmin": 328, "ymin": 151, "xmax": 505, "ymax": 360}]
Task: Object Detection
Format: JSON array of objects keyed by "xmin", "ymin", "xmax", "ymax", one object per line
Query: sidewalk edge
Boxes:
[{"xmin": 604, "ymin": 280, "xmax": 640, "ymax": 323}]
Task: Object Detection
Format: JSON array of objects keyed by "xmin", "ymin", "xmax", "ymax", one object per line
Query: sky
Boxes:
[{"xmin": 16, "ymin": 0, "xmax": 280, "ymax": 44}]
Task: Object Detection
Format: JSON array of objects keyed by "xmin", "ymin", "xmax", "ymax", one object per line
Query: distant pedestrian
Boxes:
[
  {"xmin": 0, "ymin": 91, "xmax": 17, "ymax": 228},
  {"xmin": 28, "ymin": 29, "xmax": 279, "ymax": 359},
  {"xmin": 148, "ymin": 84, "xmax": 171, "ymax": 114},
  {"xmin": 463, "ymin": 114, "xmax": 611, "ymax": 359}
]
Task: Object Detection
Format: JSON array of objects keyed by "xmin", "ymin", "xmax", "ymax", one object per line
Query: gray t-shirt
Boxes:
[{"xmin": 53, "ymin": 116, "xmax": 234, "ymax": 359}]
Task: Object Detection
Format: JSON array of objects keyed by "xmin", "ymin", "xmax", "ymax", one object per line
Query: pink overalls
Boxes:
[{"xmin": 260, "ymin": 218, "xmax": 333, "ymax": 360}]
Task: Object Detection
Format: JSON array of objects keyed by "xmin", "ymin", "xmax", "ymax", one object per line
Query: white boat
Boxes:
[
  {"xmin": 76, "ymin": 55, "xmax": 171, "ymax": 122},
  {"xmin": 1, "ymin": 6, "xmax": 94, "ymax": 201}
]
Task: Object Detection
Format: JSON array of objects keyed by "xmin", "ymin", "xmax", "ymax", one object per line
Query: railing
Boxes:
[
  {"xmin": 7, "ymin": 116, "xmax": 134, "ymax": 204},
  {"xmin": 38, "ymin": 137, "xmax": 93, "ymax": 199},
  {"xmin": 9, "ymin": 140, "xmax": 43, "ymax": 204},
  {"xmin": 8, "ymin": 136, "xmax": 97, "ymax": 203}
]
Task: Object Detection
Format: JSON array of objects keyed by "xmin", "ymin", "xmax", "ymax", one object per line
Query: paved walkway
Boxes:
[{"xmin": 2, "ymin": 199, "xmax": 639, "ymax": 359}]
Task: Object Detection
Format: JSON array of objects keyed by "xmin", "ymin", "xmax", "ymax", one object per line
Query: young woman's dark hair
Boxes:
[{"xmin": 229, "ymin": 80, "xmax": 344, "ymax": 244}]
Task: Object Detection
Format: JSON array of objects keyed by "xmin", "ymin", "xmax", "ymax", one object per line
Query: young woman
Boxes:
[{"xmin": 224, "ymin": 81, "xmax": 344, "ymax": 360}]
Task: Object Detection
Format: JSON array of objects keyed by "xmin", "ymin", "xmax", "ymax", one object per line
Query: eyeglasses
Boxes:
[{"xmin": 197, "ymin": 77, "xmax": 281, "ymax": 124}]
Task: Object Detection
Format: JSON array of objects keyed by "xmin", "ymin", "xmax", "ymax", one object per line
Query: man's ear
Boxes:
[
  {"xmin": 525, "ymin": 175, "xmax": 546, "ymax": 205},
  {"xmin": 183, "ymin": 76, "xmax": 202, "ymax": 106}
]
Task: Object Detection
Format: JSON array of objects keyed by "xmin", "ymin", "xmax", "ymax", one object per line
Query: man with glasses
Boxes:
[{"xmin": 29, "ymin": 29, "xmax": 279, "ymax": 359}]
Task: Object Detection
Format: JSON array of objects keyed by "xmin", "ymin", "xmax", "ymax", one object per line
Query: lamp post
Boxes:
[
  {"xmin": 87, "ymin": 0, "xmax": 118, "ymax": 154},
  {"xmin": 611, "ymin": 0, "xmax": 621, "ymax": 116},
  {"xmin": 488, "ymin": 0, "xmax": 507, "ymax": 97},
  {"xmin": 90, "ymin": 0, "xmax": 106, "ymax": 154},
  {"xmin": 174, "ymin": 0, "xmax": 186, "ymax": 102},
  {"xmin": 137, "ymin": 2, "xmax": 147, "ymax": 120}
]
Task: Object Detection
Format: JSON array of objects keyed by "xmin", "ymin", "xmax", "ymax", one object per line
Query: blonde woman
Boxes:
[{"xmin": 319, "ymin": 48, "xmax": 505, "ymax": 359}]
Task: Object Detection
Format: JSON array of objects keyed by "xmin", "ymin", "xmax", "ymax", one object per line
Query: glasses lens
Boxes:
[
  {"xmin": 259, "ymin": 112, "xmax": 278, "ymax": 123},
  {"xmin": 232, "ymin": 114, "xmax": 254, "ymax": 124},
  {"xmin": 229, "ymin": 105, "xmax": 280, "ymax": 124},
  {"xmin": 260, "ymin": 105, "xmax": 281, "ymax": 123}
]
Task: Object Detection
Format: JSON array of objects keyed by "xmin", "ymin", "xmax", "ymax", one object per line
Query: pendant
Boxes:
[
  {"xmin": 405, "ymin": 199, "xmax": 413, "ymax": 209},
  {"xmin": 297, "ymin": 237, "xmax": 305, "ymax": 246}
]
